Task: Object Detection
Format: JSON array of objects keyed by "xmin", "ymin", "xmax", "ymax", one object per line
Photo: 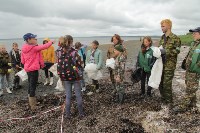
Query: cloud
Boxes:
[{"xmin": 0, "ymin": 0, "xmax": 199, "ymax": 39}]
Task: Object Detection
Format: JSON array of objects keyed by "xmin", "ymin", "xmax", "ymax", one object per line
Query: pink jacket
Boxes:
[{"xmin": 21, "ymin": 41, "xmax": 53, "ymax": 72}]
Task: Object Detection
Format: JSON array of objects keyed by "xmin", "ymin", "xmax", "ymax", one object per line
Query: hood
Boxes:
[{"xmin": 22, "ymin": 43, "xmax": 36, "ymax": 53}]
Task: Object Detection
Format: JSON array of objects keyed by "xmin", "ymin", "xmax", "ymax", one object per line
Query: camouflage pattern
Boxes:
[
  {"xmin": 0, "ymin": 52, "xmax": 11, "ymax": 74},
  {"xmin": 107, "ymin": 44, "xmax": 127, "ymax": 85},
  {"xmin": 159, "ymin": 32, "xmax": 181, "ymax": 104},
  {"xmin": 179, "ymin": 40, "xmax": 200, "ymax": 109},
  {"xmin": 114, "ymin": 53, "xmax": 126, "ymax": 98}
]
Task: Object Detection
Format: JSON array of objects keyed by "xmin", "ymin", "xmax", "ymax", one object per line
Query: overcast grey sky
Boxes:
[{"xmin": 0, "ymin": 0, "xmax": 199, "ymax": 39}]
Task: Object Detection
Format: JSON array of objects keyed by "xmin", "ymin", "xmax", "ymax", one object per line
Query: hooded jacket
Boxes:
[{"xmin": 21, "ymin": 41, "xmax": 53, "ymax": 72}]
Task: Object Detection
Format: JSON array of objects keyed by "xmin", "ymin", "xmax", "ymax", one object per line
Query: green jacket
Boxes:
[
  {"xmin": 186, "ymin": 40, "xmax": 200, "ymax": 74},
  {"xmin": 86, "ymin": 48, "xmax": 103, "ymax": 70},
  {"xmin": 159, "ymin": 32, "xmax": 181, "ymax": 70},
  {"xmin": 137, "ymin": 47, "xmax": 156, "ymax": 73},
  {"xmin": 0, "ymin": 52, "xmax": 11, "ymax": 74}
]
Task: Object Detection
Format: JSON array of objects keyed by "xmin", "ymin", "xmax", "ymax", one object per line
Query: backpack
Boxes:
[{"xmin": 57, "ymin": 47, "xmax": 82, "ymax": 81}]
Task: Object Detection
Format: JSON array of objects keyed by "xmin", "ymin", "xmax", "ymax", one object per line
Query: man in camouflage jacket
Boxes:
[
  {"xmin": 174, "ymin": 27, "xmax": 200, "ymax": 112},
  {"xmin": 159, "ymin": 19, "xmax": 181, "ymax": 104}
]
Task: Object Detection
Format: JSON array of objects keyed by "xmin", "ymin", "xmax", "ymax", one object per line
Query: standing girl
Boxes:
[
  {"xmin": 57, "ymin": 35, "xmax": 84, "ymax": 119},
  {"xmin": 21, "ymin": 33, "xmax": 54, "ymax": 110},
  {"xmin": 137, "ymin": 36, "xmax": 156, "ymax": 97},
  {"xmin": 86, "ymin": 40, "xmax": 103, "ymax": 94},
  {"xmin": 42, "ymin": 38, "xmax": 55, "ymax": 86}
]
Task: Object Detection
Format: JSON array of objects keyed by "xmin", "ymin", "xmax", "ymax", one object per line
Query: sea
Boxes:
[{"xmin": 0, "ymin": 36, "xmax": 160, "ymax": 51}]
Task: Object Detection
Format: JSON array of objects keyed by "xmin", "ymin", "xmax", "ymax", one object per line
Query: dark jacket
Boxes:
[
  {"xmin": 0, "ymin": 51, "xmax": 11, "ymax": 74},
  {"xmin": 9, "ymin": 49, "xmax": 21, "ymax": 68}
]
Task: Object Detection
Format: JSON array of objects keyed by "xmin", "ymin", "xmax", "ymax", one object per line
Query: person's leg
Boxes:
[
  {"xmin": 110, "ymin": 69, "xmax": 116, "ymax": 89},
  {"xmin": 140, "ymin": 70, "xmax": 146, "ymax": 95},
  {"xmin": 64, "ymin": 81, "xmax": 72, "ymax": 118},
  {"xmin": 44, "ymin": 66, "xmax": 50, "ymax": 85},
  {"xmin": 49, "ymin": 70, "xmax": 54, "ymax": 85},
  {"xmin": 162, "ymin": 70, "xmax": 174, "ymax": 104},
  {"xmin": 118, "ymin": 83, "xmax": 125, "ymax": 104},
  {"xmin": 181, "ymin": 72, "xmax": 198, "ymax": 109},
  {"xmin": 159, "ymin": 71, "xmax": 164, "ymax": 100},
  {"xmin": 74, "ymin": 80, "xmax": 84, "ymax": 116},
  {"xmin": 5, "ymin": 73, "xmax": 12, "ymax": 93},
  {"xmin": 29, "ymin": 71, "xmax": 38, "ymax": 97},
  {"xmin": 147, "ymin": 72, "xmax": 152, "ymax": 96},
  {"xmin": 0, "ymin": 74, "xmax": 5, "ymax": 96},
  {"xmin": 27, "ymin": 70, "xmax": 38, "ymax": 110}
]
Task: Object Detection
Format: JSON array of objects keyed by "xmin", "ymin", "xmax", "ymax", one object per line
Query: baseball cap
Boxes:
[
  {"xmin": 189, "ymin": 27, "xmax": 200, "ymax": 32},
  {"xmin": 43, "ymin": 38, "xmax": 50, "ymax": 42},
  {"xmin": 23, "ymin": 33, "xmax": 37, "ymax": 41}
]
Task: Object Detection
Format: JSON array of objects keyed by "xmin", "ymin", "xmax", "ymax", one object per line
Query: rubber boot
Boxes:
[
  {"xmin": 29, "ymin": 96, "xmax": 37, "ymax": 110},
  {"xmin": 6, "ymin": 87, "xmax": 12, "ymax": 94},
  {"xmin": 147, "ymin": 86, "xmax": 152, "ymax": 97},
  {"xmin": 49, "ymin": 77, "xmax": 54, "ymax": 86},
  {"xmin": 119, "ymin": 93, "xmax": 125, "ymax": 104},
  {"xmin": 44, "ymin": 78, "xmax": 50, "ymax": 85}
]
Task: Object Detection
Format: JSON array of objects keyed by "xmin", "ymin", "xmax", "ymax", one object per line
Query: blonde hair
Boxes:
[
  {"xmin": 160, "ymin": 19, "xmax": 172, "ymax": 29},
  {"xmin": 0, "ymin": 44, "xmax": 5, "ymax": 48},
  {"xmin": 142, "ymin": 36, "xmax": 153, "ymax": 46},
  {"xmin": 12, "ymin": 42, "xmax": 18, "ymax": 47}
]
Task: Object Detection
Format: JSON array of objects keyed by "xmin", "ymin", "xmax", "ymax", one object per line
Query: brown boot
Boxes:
[{"xmin": 29, "ymin": 97, "xmax": 37, "ymax": 110}]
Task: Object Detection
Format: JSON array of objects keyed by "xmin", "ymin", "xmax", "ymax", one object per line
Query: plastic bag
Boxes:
[
  {"xmin": 49, "ymin": 63, "xmax": 59, "ymax": 77},
  {"xmin": 85, "ymin": 63, "xmax": 103, "ymax": 80},
  {"xmin": 55, "ymin": 78, "xmax": 65, "ymax": 91},
  {"xmin": 15, "ymin": 69, "xmax": 28, "ymax": 81},
  {"xmin": 106, "ymin": 58, "xmax": 115, "ymax": 69}
]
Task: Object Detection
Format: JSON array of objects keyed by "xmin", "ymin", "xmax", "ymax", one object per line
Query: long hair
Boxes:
[
  {"xmin": 142, "ymin": 36, "xmax": 153, "ymax": 47},
  {"xmin": 60, "ymin": 35, "xmax": 73, "ymax": 48},
  {"xmin": 111, "ymin": 34, "xmax": 123, "ymax": 44}
]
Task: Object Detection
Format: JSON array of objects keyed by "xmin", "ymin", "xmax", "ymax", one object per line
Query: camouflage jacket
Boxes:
[
  {"xmin": 0, "ymin": 52, "xmax": 11, "ymax": 74},
  {"xmin": 186, "ymin": 39, "xmax": 200, "ymax": 74},
  {"xmin": 107, "ymin": 43, "xmax": 127, "ymax": 59},
  {"xmin": 114, "ymin": 53, "xmax": 126, "ymax": 82},
  {"xmin": 159, "ymin": 32, "xmax": 181, "ymax": 70}
]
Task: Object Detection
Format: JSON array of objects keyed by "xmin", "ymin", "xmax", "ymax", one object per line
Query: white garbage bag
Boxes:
[
  {"xmin": 85, "ymin": 63, "xmax": 103, "ymax": 80},
  {"xmin": 49, "ymin": 63, "xmax": 59, "ymax": 77},
  {"xmin": 15, "ymin": 69, "xmax": 28, "ymax": 81},
  {"xmin": 55, "ymin": 78, "xmax": 65, "ymax": 91},
  {"xmin": 106, "ymin": 58, "xmax": 115, "ymax": 69}
]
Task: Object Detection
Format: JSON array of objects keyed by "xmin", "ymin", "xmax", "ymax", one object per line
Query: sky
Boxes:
[{"xmin": 0, "ymin": 0, "xmax": 199, "ymax": 39}]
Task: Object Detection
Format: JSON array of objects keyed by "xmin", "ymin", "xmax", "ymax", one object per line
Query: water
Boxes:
[{"xmin": 0, "ymin": 36, "xmax": 159, "ymax": 51}]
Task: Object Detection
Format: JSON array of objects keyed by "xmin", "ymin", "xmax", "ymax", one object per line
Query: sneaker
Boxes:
[
  {"xmin": 6, "ymin": 88, "xmax": 12, "ymax": 94},
  {"xmin": 81, "ymin": 87, "xmax": 86, "ymax": 92}
]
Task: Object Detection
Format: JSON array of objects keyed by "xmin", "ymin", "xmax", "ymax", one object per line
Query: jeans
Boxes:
[
  {"xmin": 64, "ymin": 80, "xmax": 84, "ymax": 116},
  {"xmin": 0, "ymin": 73, "xmax": 12, "ymax": 91},
  {"xmin": 27, "ymin": 70, "xmax": 38, "ymax": 97}
]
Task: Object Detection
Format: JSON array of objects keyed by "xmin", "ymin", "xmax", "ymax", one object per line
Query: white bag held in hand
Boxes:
[
  {"xmin": 85, "ymin": 63, "xmax": 103, "ymax": 80},
  {"xmin": 106, "ymin": 58, "xmax": 115, "ymax": 69},
  {"xmin": 49, "ymin": 63, "xmax": 58, "ymax": 77},
  {"xmin": 55, "ymin": 78, "xmax": 65, "ymax": 91},
  {"xmin": 15, "ymin": 69, "xmax": 28, "ymax": 81}
]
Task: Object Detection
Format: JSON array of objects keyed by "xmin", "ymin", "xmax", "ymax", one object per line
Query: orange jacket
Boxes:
[{"xmin": 42, "ymin": 45, "xmax": 55, "ymax": 63}]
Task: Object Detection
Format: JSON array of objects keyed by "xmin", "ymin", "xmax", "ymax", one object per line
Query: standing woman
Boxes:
[
  {"xmin": 57, "ymin": 35, "xmax": 84, "ymax": 119},
  {"xmin": 42, "ymin": 38, "xmax": 55, "ymax": 86},
  {"xmin": 107, "ymin": 34, "xmax": 127, "ymax": 92}
]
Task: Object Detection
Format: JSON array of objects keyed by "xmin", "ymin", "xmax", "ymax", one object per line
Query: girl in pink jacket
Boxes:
[{"xmin": 21, "ymin": 33, "xmax": 53, "ymax": 110}]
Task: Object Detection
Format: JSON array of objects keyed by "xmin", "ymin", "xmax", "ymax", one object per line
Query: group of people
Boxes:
[{"xmin": 0, "ymin": 18, "xmax": 199, "ymax": 119}]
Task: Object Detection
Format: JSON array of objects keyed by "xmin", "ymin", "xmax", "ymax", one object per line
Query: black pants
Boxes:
[
  {"xmin": 141, "ymin": 70, "xmax": 152, "ymax": 94},
  {"xmin": 27, "ymin": 70, "xmax": 38, "ymax": 97},
  {"xmin": 44, "ymin": 63, "xmax": 54, "ymax": 78},
  {"xmin": 92, "ymin": 79, "xmax": 99, "ymax": 90}
]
